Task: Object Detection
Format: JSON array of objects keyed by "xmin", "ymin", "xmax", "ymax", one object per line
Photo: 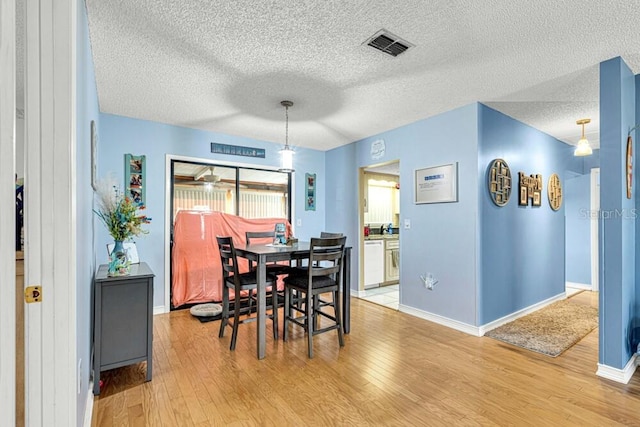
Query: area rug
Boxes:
[{"xmin": 485, "ymin": 299, "xmax": 598, "ymax": 357}]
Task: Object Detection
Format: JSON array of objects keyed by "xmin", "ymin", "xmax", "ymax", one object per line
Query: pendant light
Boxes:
[
  {"xmin": 279, "ymin": 100, "xmax": 295, "ymax": 172},
  {"xmin": 574, "ymin": 118, "xmax": 593, "ymax": 156}
]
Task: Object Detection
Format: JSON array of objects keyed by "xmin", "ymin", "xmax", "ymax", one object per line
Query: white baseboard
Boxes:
[
  {"xmin": 351, "ymin": 289, "xmax": 366, "ymax": 298},
  {"xmin": 566, "ymin": 281, "xmax": 591, "ymax": 290},
  {"xmin": 596, "ymin": 354, "xmax": 638, "ymax": 384},
  {"xmin": 399, "ymin": 304, "xmax": 480, "ymax": 336},
  {"xmin": 154, "ymin": 305, "xmax": 167, "ymax": 315},
  {"xmin": 83, "ymin": 383, "xmax": 94, "ymax": 427},
  {"xmin": 478, "ymin": 293, "xmax": 566, "ymax": 336}
]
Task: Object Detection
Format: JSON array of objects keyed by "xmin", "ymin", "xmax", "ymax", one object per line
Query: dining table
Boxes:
[{"xmin": 235, "ymin": 241, "xmax": 352, "ymax": 359}]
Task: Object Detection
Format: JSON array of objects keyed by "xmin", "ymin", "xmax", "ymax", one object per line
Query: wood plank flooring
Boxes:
[{"xmin": 92, "ymin": 292, "xmax": 640, "ymax": 426}]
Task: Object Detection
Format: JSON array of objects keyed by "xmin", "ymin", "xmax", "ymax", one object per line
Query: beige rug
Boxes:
[{"xmin": 485, "ymin": 299, "xmax": 598, "ymax": 357}]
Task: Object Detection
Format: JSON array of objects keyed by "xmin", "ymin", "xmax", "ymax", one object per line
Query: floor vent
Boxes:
[{"xmin": 364, "ymin": 29, "xmax": 414, "ymax": 57}]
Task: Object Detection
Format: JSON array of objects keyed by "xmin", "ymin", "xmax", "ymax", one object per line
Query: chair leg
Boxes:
[
  {"xmin": 230, "ymin": 290, "xmax": 241, "ymax": 351},
  {"xmin": 307, "ymin": 292, "xmax": 314, "ymax": 358},
  {"xmin": 313, "ymin": 294, "xmax": 319, "ymax": 331},
  {"xmin": 283, "ymin": 287, "xmax": 290, "ymax": 342},
  {"xmin": 334, "ymin": 289, "xmax": 344, "ymax": 347},
  {"xmin": 272, "ymin": 287, "xmax": 279, "ymax": 340},
  {"xmin": 218, "ymin": 285, "xmax": 229, "ymax": 338}
]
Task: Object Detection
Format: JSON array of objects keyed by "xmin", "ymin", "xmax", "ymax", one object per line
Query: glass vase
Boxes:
[{"xmin": 108, "ymin": 240, "xmax": 131, "ymax": 276}]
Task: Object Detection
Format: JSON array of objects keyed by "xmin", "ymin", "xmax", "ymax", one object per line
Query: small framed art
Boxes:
[
  {"xmin": 125, "ymin": 154, "xmax": 146, "ymax": 206},
  {"xmin": 415, "ymin": 162, "xmax": 458, "ymax": 204}
]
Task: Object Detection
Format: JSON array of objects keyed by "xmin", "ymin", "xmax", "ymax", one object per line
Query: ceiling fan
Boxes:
[{"xmin": 174, "ymin": 167, "xmax": 241, "ymax": 188}]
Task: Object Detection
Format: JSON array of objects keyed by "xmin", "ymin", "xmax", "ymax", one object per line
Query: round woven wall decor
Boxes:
[
  {"xmin": 488, "ymin": 158, "xmax": 511, "ymax": 206},
  {"xmin": 547, "ymin": 173, "xmax": 562, "ymax": 211}
]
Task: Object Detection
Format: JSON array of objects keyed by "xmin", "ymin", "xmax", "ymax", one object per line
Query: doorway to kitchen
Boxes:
[{"xmin": 359, "ymin": 160, "xmax": 400, "ymax": 310}]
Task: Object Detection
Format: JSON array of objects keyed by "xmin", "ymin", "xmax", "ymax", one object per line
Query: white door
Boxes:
[
  {"xmin": 0, "ymin": 0, "xmax": 17, "ymax": 425},
  {"xmin": 591, "ymin": 168, "xmax": 600, "ymax": 291}
]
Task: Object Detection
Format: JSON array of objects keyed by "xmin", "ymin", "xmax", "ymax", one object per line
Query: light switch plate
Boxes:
[
  {"xmin": 296, "ymin": 219, "xmax": 302, "ymax": 226},
  {"xmin": 404, "ymin": 219, "xmax": 411, "ymax": 229}
]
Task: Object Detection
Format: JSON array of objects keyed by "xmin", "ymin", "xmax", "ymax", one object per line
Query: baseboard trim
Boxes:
[
  {"xmin": 154, "ymin": 305, "xmax": 167, "ymax": 315},
  {"xmin": 566, "ymin": 281, "xmax": 591, "ymax": 290},
  {"xmin": 351, "ymin": 289, "xmax": 366, "ymax": 298},
  {"xmin": 83, "ymin": 383, "xmax": 94, "ymax": 427},
  {"xmin": 596, "ymin": 354, "xmax": 638, "ymax": 384},
  {"xmin": 399, "ymin": 304, "xmax": 480, "ymax": 336},
  {"xmin": 478, "ymin": 293, "xmax": 566, "ymax": 336}
]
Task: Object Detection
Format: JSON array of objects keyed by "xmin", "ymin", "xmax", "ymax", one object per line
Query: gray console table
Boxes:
[{"xmin": 93, "ymin": 262, "xmax": 154, "ymax": 395}]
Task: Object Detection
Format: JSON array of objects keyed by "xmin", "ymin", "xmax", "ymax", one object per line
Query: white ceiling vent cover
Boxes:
[{"xmin": 364, "ymin": 29, "xmax": 414, "ymax": 57}]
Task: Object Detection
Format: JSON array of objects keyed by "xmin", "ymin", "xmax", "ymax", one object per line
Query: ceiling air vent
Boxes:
[{"xmin": 364, "ymin": 29, "xmax": 414, "ymax": 57}]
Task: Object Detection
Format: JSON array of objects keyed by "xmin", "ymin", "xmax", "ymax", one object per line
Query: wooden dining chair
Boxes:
[
  {"xmin": 283, "ymin": 236, "xmax": 346, "ymax": 358},
  {"xmin": 216, "ymin": 236, "xmax": 279, "ymax": 350}
]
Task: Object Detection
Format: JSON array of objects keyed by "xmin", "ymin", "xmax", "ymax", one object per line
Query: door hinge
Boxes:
[{"xmin": 25, "ymin": 285, "xmax": 42, "ymax": 303}]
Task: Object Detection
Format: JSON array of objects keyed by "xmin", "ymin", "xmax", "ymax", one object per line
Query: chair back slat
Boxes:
[
  {"xmin": 246, "ymin": 231, "xmax": 275, "ymax": 245},
  {"xmin": 216, "ymin": 236, "xmax": 240, "ymax": 283},
  {"xmin": 307, "ymin": 236, "xmax": 346, "ymax": 279}
]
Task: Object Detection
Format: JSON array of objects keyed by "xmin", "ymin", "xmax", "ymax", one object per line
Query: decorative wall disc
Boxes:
[
  {"xmin": 627, "ymin": 135, "xmax": 633, "ymax": 199},
  {"xmin": 547, "ymin": 173, "xmax": 562, "ymax": 211},
  {"xmin": 488, "ymin": 159, "xmax": 511, "ymax": 206}
]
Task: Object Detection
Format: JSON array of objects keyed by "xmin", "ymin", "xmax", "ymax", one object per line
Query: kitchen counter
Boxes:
[{"xmin": 364, "ymin": 234, "xmax": 399, "ymax": 241}]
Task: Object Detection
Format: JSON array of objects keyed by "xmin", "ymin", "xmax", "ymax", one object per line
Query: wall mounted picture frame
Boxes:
[
  {"xmin": 414, "ymin": 162, "xmax": 458, "ymax": 204},
  {"xmin": 91, "ymin": 120, "xmax": 98, "ymax": 191},
  {"xmin": 125, "ymin": 154, "xmax": 146, "ymax": 206},
  {"xmin": 305, "ymin": 173, "xmax": 316, "ymax": 211}
]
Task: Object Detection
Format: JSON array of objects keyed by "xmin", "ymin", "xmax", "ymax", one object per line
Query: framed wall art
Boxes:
[
  {"xmin": 415, "ymin": 163, "xmax": 458, "ymax": 204},
  {"xmin": 125, "ymin": 154, "xmax": 146, "ymax": 206},
  {"xmin": 305, "ymin": 173, "xmax": 316, "ymax": 211}
]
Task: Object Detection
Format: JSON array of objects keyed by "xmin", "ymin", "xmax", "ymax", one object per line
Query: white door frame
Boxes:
[
  {"xmin": 0, "ymin": 0, "xmax": 17, "ymax": 425},
  {"xmin": 24, "ymin": 0, "xmax": 77, "ymax": 425},
  {"xmin": 590, "ymin": 167, "xmax": 600, "ymax": 292}
]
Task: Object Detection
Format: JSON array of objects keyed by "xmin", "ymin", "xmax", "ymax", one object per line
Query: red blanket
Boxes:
[{"xmin": 171, "ymin": 210, "xmax": 291, "ymax": 308}]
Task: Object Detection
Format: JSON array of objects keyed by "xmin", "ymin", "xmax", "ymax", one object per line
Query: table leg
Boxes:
[
  {"xmin": 343, "ymin": 247, "xmax": 351, "ymax": 334},
  {"xmin": 257, "ymin": 255, "xmax": 267, "ymax": 359}
]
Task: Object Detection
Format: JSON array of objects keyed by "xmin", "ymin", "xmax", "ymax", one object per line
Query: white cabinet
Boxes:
[
  {"xmin": 364, "ymin": 240, "xmax": 384, "ymax": 288},
  {"xmin": 385, "ymin": 239, "xmax": 400, "ymax": 283}
]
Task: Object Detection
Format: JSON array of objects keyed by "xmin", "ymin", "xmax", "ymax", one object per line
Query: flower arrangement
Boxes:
[{"xmin": 94, "ymin": 177, "xmax": 152, "ymax": 242}]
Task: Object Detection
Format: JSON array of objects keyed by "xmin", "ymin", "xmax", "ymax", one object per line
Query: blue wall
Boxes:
[
  {"xmin": 325, "ymin": 143, "xmax": 359, "ymax": 291},
  {"xmin": 478, "ymin": 104, "xmax": 571, "ymax": 324},
  {"xmin": 565, "ymin": 173, "xmax": 592, "ymax": 285},
  {"xmin": 599, "ymin": 57, "xmax": 636, "ymax": 369},
  {"xmin": 76, "ymin": 1, "xmax": 100, "ymax": 423},
  {"xmin": 344, "ymin": 104, "xmax": 480, "ymax": 325},
  {"xmin": 97, "ymin": 114, "xmax": 327, "ymax": 308}
]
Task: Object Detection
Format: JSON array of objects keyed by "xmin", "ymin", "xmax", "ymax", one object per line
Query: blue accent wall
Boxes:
[
  {"xmin": 351, "ymin": 104, "xmax": 480, "ymax": 325},
  {"xmin": 76, "ymin": 2, "xmax": 100, "ymax": 423},
  {"xmin": 325, "ymin": 143, "xmax": 359, "ymax": 291},
  {"xmin": 478, "ymin": 104, "xmax": 570, "ymax": 324},
  {"xmin": 599, "ymin": 57, "xmax": 636, "ymax": 369},
  {"xmin": 565, "ymin": 173, "xmax": 591, "ymax": 285},
  {"xmin": 97, "ymin": 114, "xmax": 326, "ymax": 308}
]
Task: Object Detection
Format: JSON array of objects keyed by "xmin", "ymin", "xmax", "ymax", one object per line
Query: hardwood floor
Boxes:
[{"xmin": 92, "ymin": 292, "xmax": 640, "ymax": 426}]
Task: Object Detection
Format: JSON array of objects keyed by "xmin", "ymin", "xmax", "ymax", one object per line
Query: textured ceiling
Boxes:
[{"xmin": 79, "ymin": 0, "xmax": 640, "ymax": 151}]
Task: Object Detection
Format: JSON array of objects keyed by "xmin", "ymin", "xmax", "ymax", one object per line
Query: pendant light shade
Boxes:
[
  {"xmin": 574, "ymin": 118, "xmax": 593, "ymax": 157},
  {"xmin": 279, "ymin": 100, "xmax": 295, "ymax": 172}
]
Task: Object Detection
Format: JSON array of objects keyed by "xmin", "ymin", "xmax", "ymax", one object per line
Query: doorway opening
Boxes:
[{"xmin": 358, "ymin": 160, "xmax": 400, "ymax": 310}]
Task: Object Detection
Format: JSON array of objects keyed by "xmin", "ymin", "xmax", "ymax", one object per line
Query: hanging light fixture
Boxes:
[
  {"xmin": 278, "ymin": 100, "xmax": 295, "ymax": 172},
  {"xmin": 574, "ymin": 118, "xmax": 593, "ymax": 156}
]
